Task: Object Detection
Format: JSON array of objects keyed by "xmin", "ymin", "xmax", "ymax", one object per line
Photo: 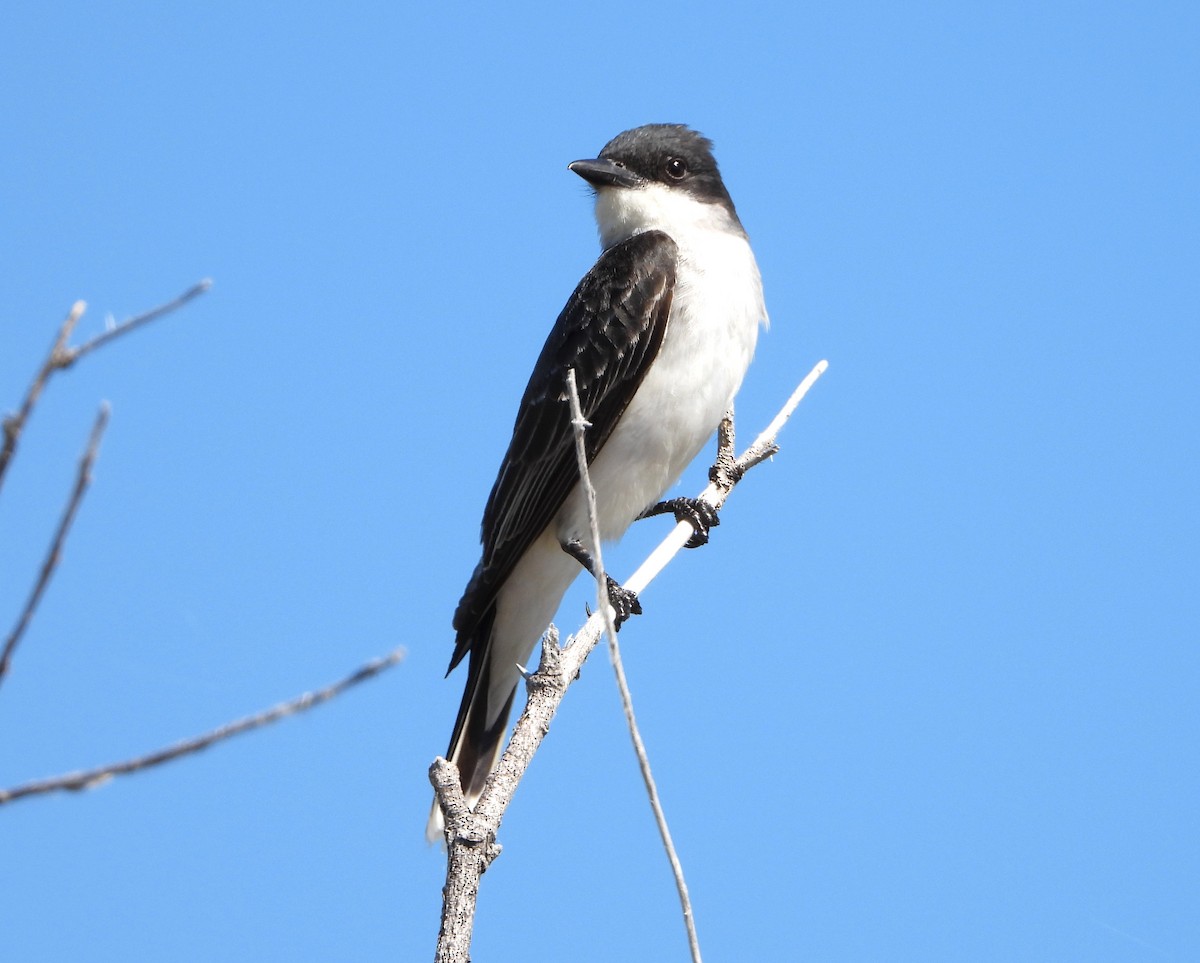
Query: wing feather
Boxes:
[{"xmin": 447, "ymin": 230, "xmax": 677, "ymax": 671}]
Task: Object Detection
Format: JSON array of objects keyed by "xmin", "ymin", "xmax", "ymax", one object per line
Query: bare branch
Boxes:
[
  {"xmin": 65, "ymin": 278, "xmax": 212, "ymax": 367},
  {"xmin": 0, "ymin": 280, "xmax": 211, "ymax": 493},
  {"xmin": 0, "ymin": 405, "xmax": 110, "ymax": 691},
  {"xmin": 431, "ymin": 757, "xmax": 501, "ymax": 963},
  {"xmin": 565, "ymin": 368, "xmax": 702, "ymax": 963},
  {"xmin": 0, "ymin": 646, "xmax": 406, "ymax": 806},
  {"xmin": 432, "ymin": 359, "xmax": 828, "ymax": 962}
]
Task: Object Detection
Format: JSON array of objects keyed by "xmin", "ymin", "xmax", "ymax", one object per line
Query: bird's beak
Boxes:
[{"xmin": 568, "ymin": 158, "xmax": 643, "ymax": 189}]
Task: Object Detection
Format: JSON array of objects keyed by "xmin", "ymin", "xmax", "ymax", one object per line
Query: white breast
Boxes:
[{"xmin": 555, "ymin": 183, "xmax": 768, "ymax": 547}]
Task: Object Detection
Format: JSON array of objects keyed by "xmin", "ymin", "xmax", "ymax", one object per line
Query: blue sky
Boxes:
[{"xmin": 2, "ymin": 2, "xmax": 1197, "ymax": 960}]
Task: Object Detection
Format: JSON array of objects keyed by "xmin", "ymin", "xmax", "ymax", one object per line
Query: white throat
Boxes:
[
  {"xmin": 592, "ymin": 182, "xmax": 745, "ymax": 253},
  {"xmin": 592, "ymin": 182, "xmax": 768, "ymax": 331}
]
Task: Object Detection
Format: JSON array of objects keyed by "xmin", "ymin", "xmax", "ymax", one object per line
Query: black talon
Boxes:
[
  {"xmin": 605, "ymin": 576, "xmax": 642, "ymax": 626},
  {"xmin": 639, "ymin": 496, "xmax": 720, "ymax": 549},
  {"xmin": 561, "ymin": 537, "xmax": 642, "ymax": 627}
]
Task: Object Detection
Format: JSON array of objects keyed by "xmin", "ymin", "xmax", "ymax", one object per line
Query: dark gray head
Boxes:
[{"xmin": 569, "ymin": 124, "xmax": 739, "ymax": 219}]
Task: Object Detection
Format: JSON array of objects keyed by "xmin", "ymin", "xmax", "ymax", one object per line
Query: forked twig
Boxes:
[
  {"xmin": 67, "ymin": 279, "xmax": 212, "ymax": 366},
  {"xmin": 0, "ymin": 279, "xmax": 211, "ymax": 493}
]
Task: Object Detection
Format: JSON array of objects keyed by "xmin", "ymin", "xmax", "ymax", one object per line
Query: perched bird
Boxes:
[{"xmin": 429, "ymin": 124, "xmax": 767, "ymax": 841}]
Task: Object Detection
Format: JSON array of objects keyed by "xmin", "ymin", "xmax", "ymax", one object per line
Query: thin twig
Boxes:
[
  {"xmin": 0, "ymin": 646, "xmax": 406, "ymax": 805},
  {"xmin": 565, "ymin": 368, "xmax": 703, "ymax": 963},
  {"xmin": 65, "ymin": 279, "xmax": 212, "ymax": 366},
  {"xmin": 563, "ymin": 369, "xmax": 617, "ymax": 639},
  {"xmin": 0, "ymin": 405, "xmax": 110, "ymax": 690},
  {"xmin": 432, "ymin": 360, "xmax": 828, "ymax": 963},
  {"xmin": 0, "ymin": 280, "xmax": 211, "ymax": 493}
]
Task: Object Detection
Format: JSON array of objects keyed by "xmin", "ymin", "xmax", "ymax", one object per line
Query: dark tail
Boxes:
[{"xmin": 426, "ymin": 613, "xmax": 518, "ymax": 843}]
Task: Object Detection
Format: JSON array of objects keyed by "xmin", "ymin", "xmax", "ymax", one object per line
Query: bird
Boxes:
[{"xmin": 428, "ymin": 124, "xmax": 767, "ymax": 842}]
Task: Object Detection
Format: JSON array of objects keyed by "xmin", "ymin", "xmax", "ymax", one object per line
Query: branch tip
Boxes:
[{"xmin": 0, "ymin": 645, "xmax": 405, "ymax": 805}]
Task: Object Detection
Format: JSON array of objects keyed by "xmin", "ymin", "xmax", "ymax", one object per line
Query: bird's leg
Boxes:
[
  {"xmin": 560, "ymin": 538, "xmax": 642, "ymax": 625},
  {"xmin": 637, "ymin": 497, "xmax": 720, "ymax": 549}
]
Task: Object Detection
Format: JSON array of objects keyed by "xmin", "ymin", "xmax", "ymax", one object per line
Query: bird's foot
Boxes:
[
  {"xmin": 564, "ymin": 537, "xmax": 642, "ymax": 627},
  {"xmin": 605, "ymin": 576, "xmax": 642, "ymax": 626},
  {"xmin": 641, "ymin": 497, "xmax": 720, "ymax": 549}
]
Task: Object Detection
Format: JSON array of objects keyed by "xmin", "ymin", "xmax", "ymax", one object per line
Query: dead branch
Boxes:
[
  {"xmin": 431, "ymin": 359, "xmax": 829, "ymax": 963},
  {"xmin": 0, "ymin": 405, "xmax": 110, "ymax": 690},
  {"xmin": 0, "ymin": 646, "xmax": 406, "ymax": 805},
  {"xmin": 1, "ymin": 279, "xmax": 408, "ymax": 810}
]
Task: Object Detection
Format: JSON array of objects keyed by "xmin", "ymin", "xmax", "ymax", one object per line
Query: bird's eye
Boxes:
[{"xmin": 665, "ymin": 157, "xmax": 687, "ymax": 179}]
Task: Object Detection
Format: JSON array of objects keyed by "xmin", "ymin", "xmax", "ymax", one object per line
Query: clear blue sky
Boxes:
[{"xmin": 2, "ymin": 2, "xmax": 1197, "ymax": 960}]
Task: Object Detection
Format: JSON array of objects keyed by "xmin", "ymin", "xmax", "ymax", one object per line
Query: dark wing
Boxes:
[{"xmin": 447, "ymin": 230, "xmax": 678, "ymax": 672}]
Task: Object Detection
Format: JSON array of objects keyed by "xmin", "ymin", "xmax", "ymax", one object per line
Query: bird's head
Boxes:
[{"xmin": 569, "ymin": 124, "xmax": 744, "ymax": 250}]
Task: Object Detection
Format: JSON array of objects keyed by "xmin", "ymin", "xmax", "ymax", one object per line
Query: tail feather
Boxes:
[
  {"xmin": 426, "ymin": 613, "xmax": 518, "ymax": 843},
  {"xmin": 429, "ymin": 535, "xmax": 578, "ymax": 843}
]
